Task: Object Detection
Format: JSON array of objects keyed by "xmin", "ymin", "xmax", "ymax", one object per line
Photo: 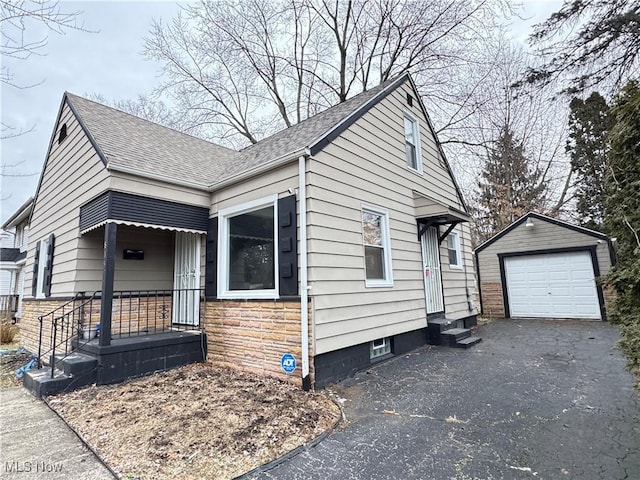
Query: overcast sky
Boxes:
[{"xmin": 0, "ymin": 0, "xmax": 562, "ymax": 225}]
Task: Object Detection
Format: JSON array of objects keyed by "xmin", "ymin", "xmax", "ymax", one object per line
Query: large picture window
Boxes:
[
  {"xmin": 362, "ymin": 206, "xmax": 393, "ymax": 287},
  {"xmin": 218, "ymin": 196, "xmax": 278, "ymax": 298}
]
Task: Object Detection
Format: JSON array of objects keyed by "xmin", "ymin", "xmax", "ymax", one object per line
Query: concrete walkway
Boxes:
[
  {"xmin": 257, "ymin": 319, "xmax": 640, "ymax": 480},
  {"xmin": 0, "ymin": 387, "xmax": 114, "ymax": 479}
]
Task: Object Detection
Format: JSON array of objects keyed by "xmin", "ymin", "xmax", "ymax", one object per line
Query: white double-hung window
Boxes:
[
  {"xmin": 218, "ymin": 195, "xmax": 278, "ymax": 299},
  {"xmin": 362, "ymin": 205, "xmax": 393, "ymax": 287},
  {"xmin": 404, "ymin": 112, "xmax": 422, "ymax": 173},
  {"xmin": 447, "ymin": 231, "xmax": 463, "ymax": 269}
]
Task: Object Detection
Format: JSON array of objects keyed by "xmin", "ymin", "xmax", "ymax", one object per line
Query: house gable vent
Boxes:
[
  {"xmin": 58, "ymin": 123, "xmax": 68, "ymax": 144},
  {"xmin": 407, "ymin": 93, "xmax": 413, "ymax": 107}
]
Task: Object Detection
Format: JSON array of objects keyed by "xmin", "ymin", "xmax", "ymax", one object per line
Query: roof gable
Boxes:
[
  {"xmin": 49, "ymin": 72, "xmax": 466, "ymax": 204},
  {"xmin": 474, "ymin": 212, "xmax": 609, "ymax": 254}
]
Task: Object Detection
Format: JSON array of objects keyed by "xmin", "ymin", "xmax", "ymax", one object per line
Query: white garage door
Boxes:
[{"xmin": 504, "ymin": 251, "xmax": 601, "ymax": 320}]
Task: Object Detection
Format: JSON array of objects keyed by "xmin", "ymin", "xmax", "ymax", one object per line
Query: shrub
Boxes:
[{"xmin": 0, "ymin": 322, "xmax": 18, "ymax": 344}]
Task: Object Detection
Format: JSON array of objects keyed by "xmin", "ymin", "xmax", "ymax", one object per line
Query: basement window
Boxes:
[{"xmin": 370, "ymin": 337, "xmax": 392, "ymax": 360}]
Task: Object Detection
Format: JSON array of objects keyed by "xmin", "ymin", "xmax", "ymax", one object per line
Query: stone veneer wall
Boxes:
[
  {"xmin": 479, "ymin": 282, "xmax": 505, "ymax": 319},
  {"xmin": 20, "ymin": 296, "xmax": 177, "ymax": 360},
  {"xmin": 19, "ymin": 299, "xmax": 69, "ymax": 357},
  {"xmin": 202, "ymin": 300, "xmax": 313, "ymax": 386}
]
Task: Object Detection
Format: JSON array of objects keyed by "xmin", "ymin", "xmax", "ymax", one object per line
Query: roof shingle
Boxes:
[{"xmin": 65, "ymin": 74, "xmax": 408, "ymax": 188}]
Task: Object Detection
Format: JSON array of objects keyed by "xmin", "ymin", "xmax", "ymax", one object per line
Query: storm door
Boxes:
[{"xmin": 173, "ymin": 232, "xmax": 201, "ymax": 325}]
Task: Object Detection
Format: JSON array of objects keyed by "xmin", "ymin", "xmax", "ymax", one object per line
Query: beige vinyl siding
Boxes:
[
  {"xmin": 25, "ymin": 102, "xmax": 111, "ymax": 298},
  {"xmin": 210, "ymin": 162, "xmax": 299, "ymax": 215},
  {"xmin": 309, "ymin": 82, "xmax": 476, "ymax": 355},
  {"xmin": 75, "ymin": 225, "xmax": 175, "ymax": 293},
  {"xmin": 109, "ymin": 171, "xmax": 209, "ymax": 208},
  {"xmin": 476, "ymin": 219, "xmax": 612, "ymax": 283},
  {"xmin": 440, "ymin": 221, "xmax": 476, "ymax": 317}
]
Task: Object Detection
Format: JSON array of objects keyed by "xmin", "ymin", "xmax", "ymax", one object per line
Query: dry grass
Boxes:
[
  {"xmin": 48, "ymin": 363, "xmax": 341, "ymax": 479},
  {"xmin": 0, "ymin": 321, "xmax": 19, "ymax": 344},
  {"xmin": 0, "ymin": 350, "xmax": 31, "ymax": 389}
]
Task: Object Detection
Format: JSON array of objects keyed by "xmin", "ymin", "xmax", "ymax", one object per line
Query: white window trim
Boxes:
[
  {"xmin": 370, "ymin": 337, "xmax": 392, "ymax": 359},
  {"xmin": 447, "ymin": 230, "xmax": 463, "ymax": 270},
  {"xmin": 217, "ymin": 195, "xmax": 279, "ymax": 299},
  {"xmin": 35, "ymin": 236, "xmax": 49, "ymax": 299},
  {"xmin": 362, "ymin": 204, "xmax": 393, "ymax": 288},
  {"xmin": 403, "ymin": 111, "xmax": 423, "ymax": 175}
]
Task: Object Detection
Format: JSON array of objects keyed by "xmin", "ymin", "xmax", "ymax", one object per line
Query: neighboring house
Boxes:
[
  {"xmin": 475, "ymin": 212, "xmax": 616, "ymax": 321},
  {"xmin": 21, "ymin": 73, "xmax": 480, "ymax": 396},
  {"xmin": 0, "ymin": 198, "xmax": 33, "ymax": 320}
]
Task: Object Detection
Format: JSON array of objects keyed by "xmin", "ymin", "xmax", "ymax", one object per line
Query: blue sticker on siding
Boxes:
[{"xmin": 281, "ymin": 353, "xmax": 297, "ymax": 374}]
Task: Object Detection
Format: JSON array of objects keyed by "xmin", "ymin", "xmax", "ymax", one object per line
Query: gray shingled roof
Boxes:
[
  {"xmin": 67, "ymin": 94, "xmax": 238, "ymax": 186},
  {"xmin": 66, "ymin": 74, "xmax": 407, "ymax": 188}
]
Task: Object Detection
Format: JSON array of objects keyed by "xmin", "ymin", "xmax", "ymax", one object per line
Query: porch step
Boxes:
[
  {"xmin": 51, "ymin": 352, "xmax": 98, "ymax": 376},
  {"xmin": 440, "ymin": 328, "xmax": 471, "ymax": 346},
  {"xmin": 454, "ymin": 336, "xmax": 483, "ymax": 349},
  {"xmin": 427, "ymin": 318, "xmax": 464, "ymax": 345},
  {"xmin": 24, "ymin": 353, "xmax": 98, "ymax": 398}
]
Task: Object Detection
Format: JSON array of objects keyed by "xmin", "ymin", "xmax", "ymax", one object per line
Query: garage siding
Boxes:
[
  {"xmin": 477, "ymin": 220, "xmax": 611, "ymax": 283},
  {"xmin": 476, "ymin": 215, "xmax": 613, "ymax": 319}
]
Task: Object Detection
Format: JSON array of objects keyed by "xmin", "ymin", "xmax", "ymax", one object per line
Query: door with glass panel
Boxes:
[
  {"xmin": 173, "ymin": 232, "xmax": 201, "ymax": 326},
  {"xmin": 421, "ymin": 226, "xmax": 444, "ymax": 313}
]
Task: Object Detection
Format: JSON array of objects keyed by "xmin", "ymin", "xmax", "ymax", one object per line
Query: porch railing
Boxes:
[
  {"xmin": 37, "ymin": 292, "xmax": 100, "ymax": 377},
  {"xmin": 37, "ymin": 289, "xmax": 204, "ymax": 378},
  {"xmin": 0, "ymin": 294, "xmax": 19, "ymax": 318},
  {"xmin": 110, "ymin": 289, "xmax": 204, "ymax": 338}
]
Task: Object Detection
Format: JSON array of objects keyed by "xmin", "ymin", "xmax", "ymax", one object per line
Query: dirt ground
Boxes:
[
  {"xmin": 0, "ymin": 350, "xmax": 31, "ymax": 389},
  {"xmin": 48, "ymin": 363, "xmax": 341, "ymax": 480}
]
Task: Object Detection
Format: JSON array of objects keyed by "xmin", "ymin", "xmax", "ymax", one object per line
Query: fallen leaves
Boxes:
[{"xmin": 49, "ymin": 362, "xmax": 340, "ymax": 480}]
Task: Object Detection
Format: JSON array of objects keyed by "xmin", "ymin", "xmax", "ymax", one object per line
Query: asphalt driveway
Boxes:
[{"xmin": 256, "ymin": 319, "xmax": 639, "ymax": 480}]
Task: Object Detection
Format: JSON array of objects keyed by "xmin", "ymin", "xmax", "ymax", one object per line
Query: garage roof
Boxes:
[{"xmin": 474, "ymin": 212, "xmax": 609, "ymax": 254}]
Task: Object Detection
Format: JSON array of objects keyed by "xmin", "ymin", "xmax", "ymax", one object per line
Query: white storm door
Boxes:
[
  {"xmin": 173, "ymin": 232, "xmax": 201, "ymax": 326},
  {"xmin": 421, "ymin": 227, "xmax": 444, "ymax": 314},
  {"xmin": 504, "ymin": 251, "xmax": 601, "ymax": 319}
]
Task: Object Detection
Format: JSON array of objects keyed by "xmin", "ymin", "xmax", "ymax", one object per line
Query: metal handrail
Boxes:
[{"xmin": 36, "ymin": 289, "xmax": 204, "ymax": 378}]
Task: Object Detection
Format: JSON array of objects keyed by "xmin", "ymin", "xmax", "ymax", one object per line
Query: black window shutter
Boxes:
[
  {"xmin": 205, "ymin": 218, "xmax": 218, "ymax": 297},
  {"xmin": 278, "ymin": 195, "xmax": 298, "ymax": 296},
  {"xmin": 43, "ymin": 233, "xmax": 55, "ymax": 297},
  {"xmin": 32, "ymin": 241, "xmax": 40, "ymax": 297}
]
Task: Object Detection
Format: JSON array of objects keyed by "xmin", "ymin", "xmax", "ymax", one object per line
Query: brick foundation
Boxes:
[
  {"xmin": 480, "ymin": 282, "xmax": 505, "ymax": 318},
  {"xmin": 202, "ymin": 300, "xmax": 313, "ymax": 386},
  {"xmin": 20, "ymin": 299, "xmax": 69, "ymax": 356}
]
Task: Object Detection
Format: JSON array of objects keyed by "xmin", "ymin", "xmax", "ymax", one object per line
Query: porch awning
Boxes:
[
  {"xmin": 79, "ymin": 190, "xmax": 209, "ymax": 235},
  {"xmin": 80, "ymin": 219, "xmax": 206, "ymax": 235},
  {"xmin": 413, "ymin": 190, "xmax": 471, "ymax": 224}
]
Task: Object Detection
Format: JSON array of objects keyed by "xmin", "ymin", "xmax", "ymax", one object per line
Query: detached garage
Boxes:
[{"xmin": 475, "ymin": 213, "xmax": 616, "ymax": 321}]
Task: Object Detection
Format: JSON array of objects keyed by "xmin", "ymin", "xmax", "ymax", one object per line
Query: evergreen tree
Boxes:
[
  {"xmin": 604, "ymin": 80, "xmax": 640, "ymax": 377},
  {"xmin": 474, "ymin": 127, "xmax": 547, "ymax": 242},
  {"xmin": 522, "ymin": 0, "xmax": 640, "ymax": 94},
  {"xmin": 567, "ymin": 92, "xmax": 614, "ymax": 231}
]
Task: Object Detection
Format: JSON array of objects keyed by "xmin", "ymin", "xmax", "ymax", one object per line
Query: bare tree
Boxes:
[
  {"xmin": 463, "ymin": 35, "xmax": 574, "ymax": 239},
  {"xmin": 144, "ymin": 0, "xmax": 510, "ymax": 148},
  {"xmin": 88, "ymin": 93, "xmax": 192, "ymax": 133},
  {"xmin": 1, "ymin": 0, "xmax": 87, "ymax": 142}
]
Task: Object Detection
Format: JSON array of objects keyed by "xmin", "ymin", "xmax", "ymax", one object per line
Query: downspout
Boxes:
[{"xmin": 298, "ymin": 155, "xmax": 311, "ymax": 391}]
